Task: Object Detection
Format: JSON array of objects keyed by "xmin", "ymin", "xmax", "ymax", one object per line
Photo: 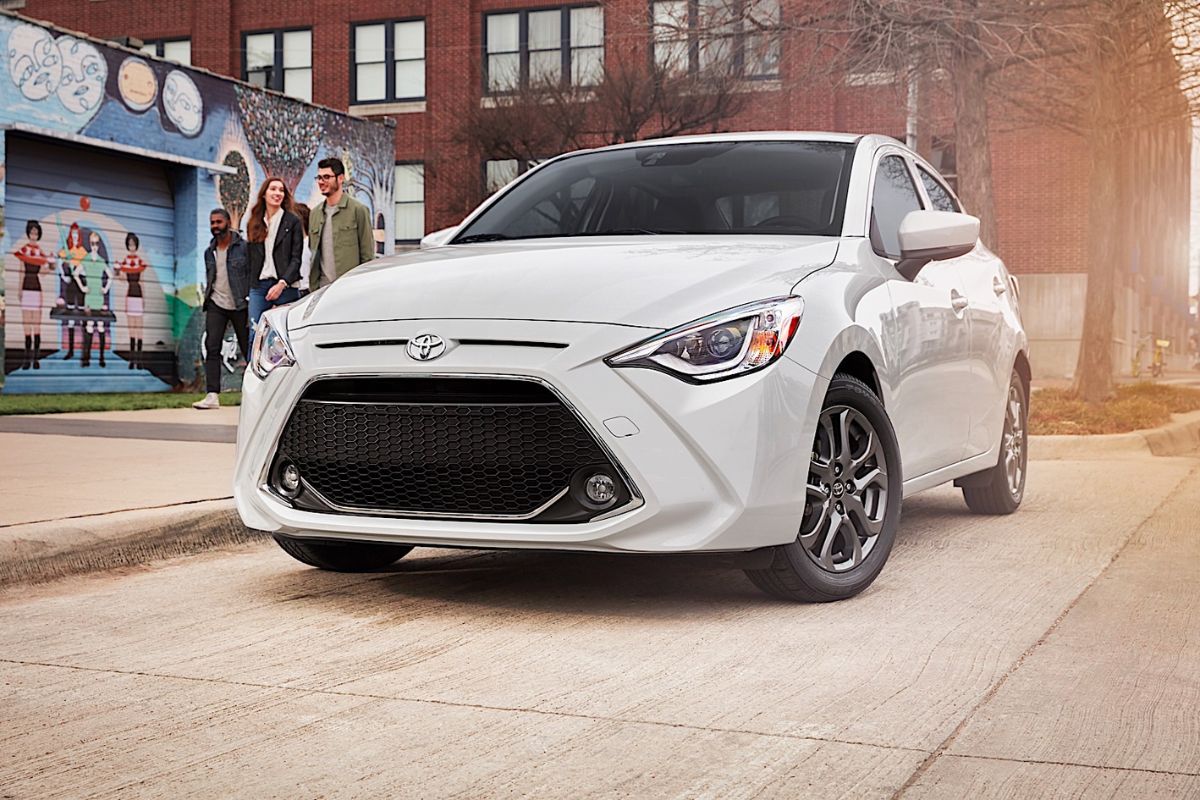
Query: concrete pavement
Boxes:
[
  {"xmin": 1, "ymin": 456, "xmax": 1198, "ymax": 797},
  {"xmin": 0, "ymin": 406, "xmax": 243, "ymax": 585}
]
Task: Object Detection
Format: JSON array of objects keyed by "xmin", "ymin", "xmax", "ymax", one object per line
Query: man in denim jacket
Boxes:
[{"xmin": 195, "ymin": 208, "xmax": 250, "ymax": 410}]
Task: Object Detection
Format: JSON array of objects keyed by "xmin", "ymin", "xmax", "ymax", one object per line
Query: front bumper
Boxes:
[{"xmin": 233, "ymin": 318, "xmax": 826, "ymax": 554}]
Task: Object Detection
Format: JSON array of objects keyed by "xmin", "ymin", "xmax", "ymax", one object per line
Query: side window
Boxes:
[
  {"xmin": 917, "ymin": 167, "xmax": 960, "ymax": 213},
  {"xmin": 870, "ymin": 155, "xmax": 922, "ymax": 259}
]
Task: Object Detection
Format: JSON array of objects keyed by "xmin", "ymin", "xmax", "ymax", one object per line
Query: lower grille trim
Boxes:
[{"xmin": 263, "ymin": 373, "xmax": 643, "ymax": 523}]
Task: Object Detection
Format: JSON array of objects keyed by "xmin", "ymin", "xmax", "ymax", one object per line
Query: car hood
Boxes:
[{"xmin": 290, "ymin": 236, "xmax": 840, "ymax": 331}]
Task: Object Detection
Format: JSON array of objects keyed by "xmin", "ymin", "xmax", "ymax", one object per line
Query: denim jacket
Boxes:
[{"xmin": 203, "ymin": 231, "xmax": 251, "ymax": 311}]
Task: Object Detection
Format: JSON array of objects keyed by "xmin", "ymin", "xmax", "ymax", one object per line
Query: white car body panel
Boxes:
[{"xmin": 235, "ymin": 132, "xmax": 1028, "ymax": 555}]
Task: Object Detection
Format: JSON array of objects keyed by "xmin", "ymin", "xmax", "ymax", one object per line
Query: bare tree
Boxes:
[
  {"xmin": 993, "ymin": 0, "xmax": 1198, "ymax": 401},
  {"xmin": 775, "ymin": 0, "xmax": 1088, "ymax": 252},
  {"xmin": 451, "ymin": 21, "xmax": 749, "ymax": 211}
]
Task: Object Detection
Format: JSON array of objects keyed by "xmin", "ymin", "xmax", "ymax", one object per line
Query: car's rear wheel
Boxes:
[
  {"xmin": 745, "ymin": 373, "xmax": 902, "ymax": 602},
  {"xmin": 960, "ymin": 370, "xmax": 1028, "ymax": 515},
  {"xmin": 273, "ymin": 534, "xmax": 413, "ymax": 572}
]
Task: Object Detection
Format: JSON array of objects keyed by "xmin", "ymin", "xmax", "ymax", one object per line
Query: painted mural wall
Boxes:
[{"xmin": 0, "ymin": 12, "xmax": 394, "ymax": 393}]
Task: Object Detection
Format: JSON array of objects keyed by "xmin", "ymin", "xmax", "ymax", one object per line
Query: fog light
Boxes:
[
  {"xmin": 279, "ymin": 462, "xmax": 301, "ymax": 497},
  {"xmin": 585, "ymin": 473, "xmax": 616, "ymax": 505}
]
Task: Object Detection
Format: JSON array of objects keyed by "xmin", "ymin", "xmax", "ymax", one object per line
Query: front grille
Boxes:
[{"xmin": 274, "ymin": 377, "xmax": 621, "ymax": 519}]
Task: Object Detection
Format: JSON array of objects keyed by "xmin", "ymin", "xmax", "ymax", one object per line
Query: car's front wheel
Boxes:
[
  {"xmin": 745, "ymin": 373, "xmax": 902, "ymax": 602},
  {"xmin": 273, "ymin": 534, "xmax": 413, "ymax": 572}
]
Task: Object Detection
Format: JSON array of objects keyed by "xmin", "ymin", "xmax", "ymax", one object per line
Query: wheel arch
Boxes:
[
  {"xmin": 1013, "ymin": 349, "xmax": 1032, "ymax": 400},
  {"xmin": 832, "ymin": 352, "xmax": 882, "ymax": 405},
  {"xmin": 805, "ymin": 326, "xmax": 892, "ymax": 408}
]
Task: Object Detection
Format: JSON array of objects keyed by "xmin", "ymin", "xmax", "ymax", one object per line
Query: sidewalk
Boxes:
[
  {"xmin": 0, "ymin": 405, "xmax": 254, "ymax": 587},
  {"xmin": 0, "ymin": 406, "xmax": 239, "ymax": 527}
]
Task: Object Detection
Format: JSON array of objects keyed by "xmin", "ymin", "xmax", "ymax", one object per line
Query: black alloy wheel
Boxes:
[
  {"xmin": 961, "ymin": 369, "xmax": 1028, "ymax": 515},
  {"xmin": 746, "ymin": 373, "xmax": 902, "ymax": 602}
]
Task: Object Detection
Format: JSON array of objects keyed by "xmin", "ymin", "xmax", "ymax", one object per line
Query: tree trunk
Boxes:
[
  {"xmin": 1071, "ymin": 9, "xmax": 1127, "ymax": 403},
  {"xmin": 952, "ymin": 49, "xmax": 1000, "ymax": 252}
]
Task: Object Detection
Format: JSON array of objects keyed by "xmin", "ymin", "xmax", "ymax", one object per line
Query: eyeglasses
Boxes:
[{"xmin": 315, "ymin": 174, "xmax": 337, "ymax": 182}]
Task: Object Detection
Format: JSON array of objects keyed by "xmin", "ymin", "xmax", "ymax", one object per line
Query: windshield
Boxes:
[{"xmin": 452, "ymin": 140, "xmax": 856, "ymax": 243}]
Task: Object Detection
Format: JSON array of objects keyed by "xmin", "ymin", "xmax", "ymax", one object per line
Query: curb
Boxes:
[
  {"xmin": 0, "ymin": 500, "xmax": 267, "ymax": 590},
  {"xmin": 1031, "ymin": 410, "xmax": 1200, "ymax": 460}
]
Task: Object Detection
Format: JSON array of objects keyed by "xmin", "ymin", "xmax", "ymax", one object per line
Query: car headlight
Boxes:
[
  {"xmin": 606, "ymin": 296, "xmax": 804, "ymax": 382},
  {"xmin": 250, "ymin": 310, "xmax": 296, "ymax": 379}
]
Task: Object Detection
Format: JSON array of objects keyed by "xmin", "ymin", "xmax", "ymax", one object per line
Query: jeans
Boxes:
[
  {"xmin": 204, "ymin": 305, "xmax": 249, "ymax": 393},
  {"xmin": 248, "ymin": 278, "xmax": 300, "ymax": 353}
]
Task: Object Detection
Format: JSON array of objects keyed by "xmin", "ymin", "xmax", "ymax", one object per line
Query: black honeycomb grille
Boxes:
[{"xmin": 276, "ymin": 377, "xmax": 613, "ymax": 517}]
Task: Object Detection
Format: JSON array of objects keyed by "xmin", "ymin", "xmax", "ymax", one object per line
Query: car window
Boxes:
[
  {"xmin": 917, "ymin": 166, "xmax": 959, "ymax": 213},
  {"xmin": 870, "ymin": 155, "xmax": 922, "ymax": 259},
  {"xmin": 454, "ymin": 141, "xmax": 856, "ymax": 242}
]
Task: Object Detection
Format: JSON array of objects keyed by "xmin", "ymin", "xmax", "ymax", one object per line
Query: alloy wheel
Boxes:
[
  {"xmin": 803, "ymin": 406, "xmax": 890, "ymax": 573},
  {"xmin": 1002, "ymin": 384, "xmax": 1026, "ymax": 498}
]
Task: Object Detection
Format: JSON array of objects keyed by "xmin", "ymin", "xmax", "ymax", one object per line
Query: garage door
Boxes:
[{"xmin": 4, "ymin": 136, "xmax": 176, "ymax": 393}]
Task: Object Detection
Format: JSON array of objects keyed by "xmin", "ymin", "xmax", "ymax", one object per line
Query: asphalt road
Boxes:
[{"xmin": 2, "ymin": 454, "xmax": 1199, "ymax": 799}]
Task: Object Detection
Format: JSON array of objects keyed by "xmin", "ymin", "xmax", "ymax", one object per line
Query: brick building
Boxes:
[{"xmin": 5, "ymin": 0, "xmax": 1193, "ymax": 378}]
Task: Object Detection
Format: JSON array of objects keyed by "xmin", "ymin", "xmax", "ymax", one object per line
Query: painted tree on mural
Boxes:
[
  {"xmin": 218, "ymin": 150, "xmax": 250, "ymax": 228},
  {"xmin": 233, "ymin": 86, "xmax": 323, "ymax": 190},
  {"xmin": 323, "ymin": 114, "xmax": 395, "ymax": 231}
]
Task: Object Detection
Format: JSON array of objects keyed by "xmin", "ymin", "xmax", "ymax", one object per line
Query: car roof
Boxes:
[{"xmin": 561, "ymin": 131, "xmax": 902, "ymax": 159}]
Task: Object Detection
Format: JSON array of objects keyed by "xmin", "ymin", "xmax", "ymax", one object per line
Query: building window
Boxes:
[
  {"xmin": 484, "ymin": 159, "xmax": 548, "ymax": 194},
  {"xmin": 652, "ymin": 0, "xmax": 780, "ymax": 79},
  {"xmin": 243, "ymin": 29, "xmax": 312, "ymax": 102},
  {"xmin": 930, "ymin": 137, "xmax": 957, "ymax": 193},
  {"xmin": 139, "ymin": 38, "xmax": 191, "ymax": 65},
  {"xmin": 484, "ymin": 6, "xmax": 604, "ymax": 93},
  {"xmin": 395, "ymin": 163, "xmax": 425, "ymax": 242},
  {"xmin": 353, "ymin": 20, "xmax": 426, "ymax": 104}
]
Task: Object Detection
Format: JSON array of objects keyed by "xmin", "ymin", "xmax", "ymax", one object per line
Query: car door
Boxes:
[
  {"xmin": 869, "ymin": 153, "xmax": 972, "ymax": 479},
  {"xmin": 914, "ymin": 163, "xmax": 1011, "ymax": 457}
]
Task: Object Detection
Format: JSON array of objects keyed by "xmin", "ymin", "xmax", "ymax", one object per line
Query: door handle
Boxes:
[
  {"xmin": 993, "ymin": 275, "xmax": 1007, "ymax": 295},
  {"xmin": 951, "ymin": 292, "xmax": 969, "ymax": 313}
]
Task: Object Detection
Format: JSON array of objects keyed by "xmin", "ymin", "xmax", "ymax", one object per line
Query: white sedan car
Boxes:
[{"xmin": 235, "ymin": 132, "xmax": 1028, "ymax": 602}]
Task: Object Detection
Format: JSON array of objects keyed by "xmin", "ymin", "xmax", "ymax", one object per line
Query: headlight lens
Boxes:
[
  {"xmin": 250, "ymin": 311, "xmax": 296, "ymax": 378},
  {"xmin": 607, "ymin": 296, "xmax": 804, "ymax": 382}
]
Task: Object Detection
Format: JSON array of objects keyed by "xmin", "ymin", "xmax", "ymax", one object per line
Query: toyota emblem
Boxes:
[{"xmin": 407, "ymin": 334, "xmax": 447, "ymax": 361}]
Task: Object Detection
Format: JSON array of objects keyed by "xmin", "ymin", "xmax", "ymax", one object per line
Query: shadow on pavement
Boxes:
[{"xmin": 247, "ymin": 492, "xmax": 977, "ymax": 619}]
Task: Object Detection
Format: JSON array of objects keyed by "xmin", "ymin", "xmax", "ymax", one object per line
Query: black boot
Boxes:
[
  {"xmin": 81, "ymin": 331, "xmax": 92, "ymax": 367},
  {"xmin": 129, "ymin": 337, "xmax": 136, "ymax": 369},
  {"xmin": 98, "ymin": 332, "xmax": 107, "ymax": 368},
  {"xmin": 22, "ymin": 335, "xmax": 31, "ymax": 369},
  {"xmin": 65, "ymin": 327, "xmax": 75, "ymax": 361},
  {"xmin": 33, "ymin": 334, "xmax": 41, "ymax": 369},
  {"xmin": 137, "ymin": 339, "xmax": 144, "ymax": 370}
]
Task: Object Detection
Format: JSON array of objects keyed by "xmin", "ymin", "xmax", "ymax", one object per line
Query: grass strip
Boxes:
[
  {"xmin": 0, "ymin": 392, "xmax": 241, "ymax": 416},
  {"xmin": 1031, "ymin": 383, "xmax": 1200, "ymax": 435}
]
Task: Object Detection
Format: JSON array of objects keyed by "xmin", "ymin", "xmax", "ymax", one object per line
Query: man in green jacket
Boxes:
[{"xmin": 308, "ymin": 157, "xmax": 374, "ymax": 289}]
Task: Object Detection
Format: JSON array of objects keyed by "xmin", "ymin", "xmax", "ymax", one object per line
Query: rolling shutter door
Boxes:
[{"xmin": 4, "ymin": 136, "xmax": 176, "ymax": 392}]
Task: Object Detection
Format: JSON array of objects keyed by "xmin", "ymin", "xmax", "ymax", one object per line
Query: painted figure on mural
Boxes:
[
  {"xmin": 56, "ymin": 221, "xmax": 86, "ymax": 360},
  {"xmin": 77, "ymin": 229, "xmax": 114, "ymax": 368},
  {"xmin": 117, "ymin": 232, "xmax": 148, "ymax": 369},
  {"xmin": 13, "ymin": 220, "xmax": 54, "ymax": 369}
]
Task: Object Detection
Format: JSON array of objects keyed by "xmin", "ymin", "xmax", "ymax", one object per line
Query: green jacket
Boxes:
[{"xmin": 308, "ymin": 193, "xmax": 374, "ymax": 287}]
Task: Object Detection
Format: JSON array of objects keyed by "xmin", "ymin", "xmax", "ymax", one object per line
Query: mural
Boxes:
[{"xmin": 0, "ymin": 14, "xmax": 394, "ymax": 393}]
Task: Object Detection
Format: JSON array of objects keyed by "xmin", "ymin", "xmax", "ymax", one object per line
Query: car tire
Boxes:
[
  {"xmin": 960, "ymin": 369, "xmax": 1028, "ymax": 515},
  {"xmin": 273, "ymin": 534, "xmax": 413, "ymax": 572},
  {"xmin": 745, "ymin": 373, "xmax": 902, "ymax": 602}
]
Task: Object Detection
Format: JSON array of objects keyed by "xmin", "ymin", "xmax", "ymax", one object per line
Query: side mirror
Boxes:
[
  {"xmin": 896, "ymin": 210, "xmax": 979, "ymax": 280},
  {"xmin": 420, "ymin": 226, "xmax": 459, "ymax": 249}
]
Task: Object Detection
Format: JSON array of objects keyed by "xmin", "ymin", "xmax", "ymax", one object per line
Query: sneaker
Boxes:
[{"xmin": 192, "ymin": 392, "xmax": 221, "ymax": 410}]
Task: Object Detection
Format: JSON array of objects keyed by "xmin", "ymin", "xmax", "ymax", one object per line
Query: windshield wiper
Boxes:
[{"xmin": 453, "ymin": 233, "xmax": 512, "ymax": 244}]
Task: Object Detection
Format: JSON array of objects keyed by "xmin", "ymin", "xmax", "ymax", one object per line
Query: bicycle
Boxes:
[{"xmin": 1150, "ymin": 338, "xmax": 1170, "ymax": 378}]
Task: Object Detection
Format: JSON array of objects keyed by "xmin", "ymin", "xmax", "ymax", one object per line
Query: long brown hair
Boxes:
[{"xmin": 246, "ymin": 177, "xmax": 295, "ymax": 243}]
